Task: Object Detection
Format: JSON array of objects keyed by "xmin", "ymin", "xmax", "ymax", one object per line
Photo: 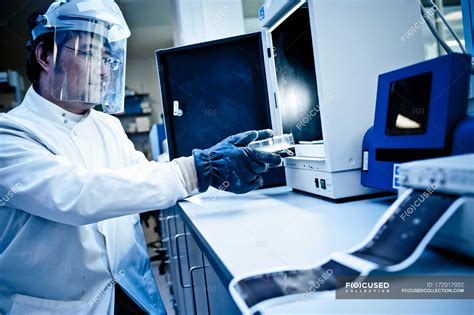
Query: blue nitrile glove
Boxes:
[{"xmin": 193, "ymin": 130, "xmax": 282, "ymax": 194}]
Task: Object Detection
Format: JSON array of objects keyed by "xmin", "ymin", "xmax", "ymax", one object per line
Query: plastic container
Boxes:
[{"xmin": 248, "ymin": 133, "xmax": 295, "ymax": 157}]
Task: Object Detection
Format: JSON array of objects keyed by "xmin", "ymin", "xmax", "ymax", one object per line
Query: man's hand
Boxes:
[{"xmin": 193, "ymin": 130, "xmax": 281, "ymax": 194}]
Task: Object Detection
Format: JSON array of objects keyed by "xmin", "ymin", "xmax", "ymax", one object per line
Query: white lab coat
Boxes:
[{"xmin": 0, "ymin": 86, "xmax": 189, "ymax": 314}]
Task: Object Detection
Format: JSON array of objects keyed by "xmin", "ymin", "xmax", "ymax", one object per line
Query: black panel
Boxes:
[
  {"xmin": 157, "ymin": 33, "xmax": 272, "ymax": 158},
  {"xmin": 272, "ymin": 7, "xmax": 323, "ymax": 143},
  {"xmin": 375, "ymin": 148, "xmax": 450, "ymax": 162},
  {"xmin": 385, "ymin": 72, "xmax": 432, "ymax": 136}
]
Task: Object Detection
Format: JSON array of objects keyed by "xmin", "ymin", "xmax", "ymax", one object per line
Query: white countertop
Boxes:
[
  {"xmin": 180, "ymin": 187, "xmax": 393, "ymax": 278},
  {"xmin": 178, "ymin": 187, "xmax": 474, "ymax": 314}
]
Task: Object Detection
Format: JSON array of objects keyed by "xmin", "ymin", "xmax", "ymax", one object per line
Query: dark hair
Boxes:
[{"xmin": 26, "ymin": 8, "xmax": 54, "ymax": 85}]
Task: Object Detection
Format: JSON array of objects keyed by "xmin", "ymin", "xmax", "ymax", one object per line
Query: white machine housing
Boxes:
[
  {"xmin": 399, "ymin": 154, "xmax": 474, "ymax": 258},
  {"xmin": 259, "ymin": 0, "xmax": 425, "ymax": 198}
]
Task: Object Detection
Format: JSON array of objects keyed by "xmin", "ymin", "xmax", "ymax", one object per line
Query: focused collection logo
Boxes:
[{"xmin": 345, "ymin": 281, "xmax": 390, "ymax": 293}]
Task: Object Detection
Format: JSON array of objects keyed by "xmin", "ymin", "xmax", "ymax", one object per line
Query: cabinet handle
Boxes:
[
  {"xmin": 159, "ymin": 215, "xmax": 168, "ymax": 242},
  {"xmin": 189, "ymin": 265, "xmax": 204, "ymax": 315},
  {"xmin": 173, "ymin": 100, "xmax": 183, "ymax": 116},
  {"xmin": 165, "ymin": 215, "xmax": 177, "ymax": 256},
  {"xmin": 190, "ymin": 264, "xmax": 212, "ymax": 315},
  {"xmin": 175, "ymin": 233, "xmax": 191, "ymax": 288}
]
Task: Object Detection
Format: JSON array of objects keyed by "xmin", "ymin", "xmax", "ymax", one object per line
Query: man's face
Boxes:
[{"xmin": 51, "ymin": 32, "xmax": 112, "ymax": 107}]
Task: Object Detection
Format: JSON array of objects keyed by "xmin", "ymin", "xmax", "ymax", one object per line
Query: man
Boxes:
[{"xmin": 0, "ymin": 1, "xmax": 280, "ymax": 314}]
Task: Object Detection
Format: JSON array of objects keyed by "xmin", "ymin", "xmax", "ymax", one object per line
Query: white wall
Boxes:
[{"xmin": 171, "ymin": 0, "xmax": 246, "ymax": 45}]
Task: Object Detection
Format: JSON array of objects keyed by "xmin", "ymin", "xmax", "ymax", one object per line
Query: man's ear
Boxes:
[{"xmin": 35, "ymin": 42, "xmax": 54, "ymax": 73}]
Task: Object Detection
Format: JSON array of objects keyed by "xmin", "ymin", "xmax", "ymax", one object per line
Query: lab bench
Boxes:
[{"xmin": 159, "ymin": 187, "xmax": 474, "ymax": 314}]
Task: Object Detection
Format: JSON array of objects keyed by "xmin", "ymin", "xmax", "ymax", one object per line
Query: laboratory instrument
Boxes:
[
  {"xmin": 259, "ymin": 0, "xmax": 425, "ymax": 198},
  {"xmin": 361, "ymin": 53, "xmax": 473, "ymax": 191}
]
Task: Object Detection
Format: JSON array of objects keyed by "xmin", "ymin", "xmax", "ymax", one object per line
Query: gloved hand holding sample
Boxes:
[{"xmin": 193, "ymin": 130, "xmax": 281, "ymax": 194}]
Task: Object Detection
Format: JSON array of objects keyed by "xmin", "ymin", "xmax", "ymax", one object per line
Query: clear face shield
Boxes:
[{"xmin": 51, "ymin": 24, "xmax": 127, "ymax": 113}]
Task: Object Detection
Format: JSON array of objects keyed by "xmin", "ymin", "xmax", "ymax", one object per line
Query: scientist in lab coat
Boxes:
[{"xmin": 0, "ymin": 1, "xmax": 280, "ymax": 314}]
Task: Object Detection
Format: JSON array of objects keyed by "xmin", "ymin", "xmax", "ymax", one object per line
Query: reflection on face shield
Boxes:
[
  {"xmin": 61, "ymin": 42, "xmax": 122, "ymax": 98},
  {"xmin": 51, "ymin": 29, "xmax": 127, "ymax": 113}
]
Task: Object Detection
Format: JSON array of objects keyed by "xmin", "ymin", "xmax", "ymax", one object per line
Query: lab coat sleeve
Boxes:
[
  {"xmin": 121, "ymin": 120, "xmax": 198, "ymax": 195},
  {"xmin": 0, "ymin": 129, "xmax": 189, "ymax": 226}
]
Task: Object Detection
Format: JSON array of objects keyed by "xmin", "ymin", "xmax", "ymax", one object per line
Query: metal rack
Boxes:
[{"xmin": 0, "ymin": 70, "xmax": 25, "ymax": 112}]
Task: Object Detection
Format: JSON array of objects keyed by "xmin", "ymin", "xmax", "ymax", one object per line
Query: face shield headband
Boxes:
[{"xmin": 31, "ymin": 0, "xmax": 129, "ymax": 113}]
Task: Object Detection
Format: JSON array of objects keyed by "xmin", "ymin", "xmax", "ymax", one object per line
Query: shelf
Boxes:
[
  {"xmin": 125, "ymin": 93, "xmax": 149, "ymax": 98},
  {"xmin": 126, "ymin": 131, "xmax": 150, "ymax": 135},
  {"xmin": 114, "ymin": 112, "xmax": 152, "ymax": 118}
]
